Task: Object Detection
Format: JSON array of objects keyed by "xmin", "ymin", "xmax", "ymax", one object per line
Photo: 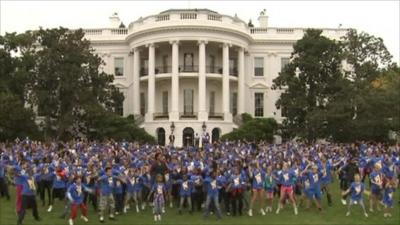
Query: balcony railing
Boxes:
[
  {"xmin": 208, "ymin": 112, "xmax": 224, "ymax": 120},
  {"xmin": 230, "ymin": 67, "xmax": 238, "ymax": 76},
  {"xmin": 153, "ymin": 112, "xmax": 169, "ymax": 120},
  {"xmin": 180, "ymin": 112, "xmax": 198, "ymax": 119},
  {"xmin": 140, "ymin": 67, "xmax": 148, "ymax": 76},
  {"xmin": 206, "ymin": 66, "xmax": 223, "ymax": 74},
  {"xmin": 155, "ymin": 66, "xmax": 172, "ymax": 74},
  {"xmin": 179, "ymin": 65, "xmax": 199, "ymax": 73}
]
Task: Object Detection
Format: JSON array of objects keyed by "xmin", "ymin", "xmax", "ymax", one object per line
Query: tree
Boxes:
[
  {"xmin": 0, "ymin": 32, "xmax": 40, "ymax": 141},
  {"xmin": 272, "ymin": 29, "xmax": 344, "ymax": 142},
  {"xmin": 26, "ymin": 27, "xmax": 124, "ymax": 140},
  {"xmin": 331, "ymin": 29, "xmax": 396, "ymax": 142},
  {"xmin": 221, "ymin": 114, "xmax": 278, "ymax": 142}
]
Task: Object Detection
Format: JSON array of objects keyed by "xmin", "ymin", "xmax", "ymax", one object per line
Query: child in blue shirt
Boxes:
[
  {"xmin": 342, "ymin": 174, "xmax": 368, "ymax": 218},
  {"xmin": 203, "ymin": 171, "xmax": 222, "ymax": 219},
  {"xmin": 176, "ymin": 173, "xmax": 193, "ymax": 214},
  {"xmin": 147, "ymin": 174, "xmax": 166, "ymax": 222},
  {"xmin": 382, "ymin": 178, "xmax": 397, "ymax": 218}
]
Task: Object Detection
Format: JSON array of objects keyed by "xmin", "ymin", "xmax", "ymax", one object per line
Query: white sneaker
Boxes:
[
  {"xmin": 369, "ymin": 208, "xmax": 374, "ymax": 213},
  {"xmin": 162, "ymin": 207, "xmax": 166, "ymax": 213},
  {"xmin": 109, "ymin": 214, "xmax": 115, "ymax": 219},
  {"xmin": 169, "ymin": 202, "xmax": 173, "ymax": 208},
  {"xmin": 341, "ymin": 199, "xmax": 347, "ymax": 205},
  {"xmin": 47, "ymin": 205, "xmax": 53, "ymax": 212},
  {"xmin": 157, "ymin": 215, "xmax": 162, "ymax": 221},
  {"xmin": 81, "ymin": 216, "xmax": 88, "ymax": 222},
  {"xmin": 141, "ymin": 203, "xmax": 146, "ymax": 210},
  {"xmin": 276, "ymin": 207, "xmax": 280, "ymax": 214},
  {"xmin": 294, "ymin": 207, "xmax": 298, "ymax": 215},
  {"xmin": 99, "ymin": 216, "xmax": 104, "ymax": 222},
  {"xmin": 364, "ymin": 213, "xmax": 368, "ymax": 218},
  {"xmin": 136, "ymin": 205, "xmax": 140, "ymax": 213},
  {"xmin": 260, "ymin": 208, "xmax": 266, "ymax": 216},
  {"xmin": 346, "ymin": 212, "xmax": 350, "ymax": 217},
  {"xmin": 69, "ymin": 218, "xmax": 74, "ymax": 225},
  {"xmin": 154, "ymin": 215, "xmax": 158, "ymax": 221},
  {"xmin": 248, "ymin": 209, "xmax": 253, "ymax": 217},
  {"xmin": 123, "ymin": 207, "xmax": 127, "ymax": 214}
]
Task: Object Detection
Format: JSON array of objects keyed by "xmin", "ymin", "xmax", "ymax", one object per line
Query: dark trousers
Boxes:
[
  {"xmin": 231, "ymin": 191, "xmax": 243, "ymax": 216},
  {"xmin": 0, "ymin": 177, "xmax": 10, "ymax": 200},
  {"xmin": 40, "ymin": 180, "xmax": 52, "ymax": 206},
  {"xmin": 17, "ymin": 195, "xmax": 40, "ymax": 225},
  {"xmin": 191, "ymin": 190, "xmax": 203, "ymax": 212},
  {"xmin": 115, "ymin": 193, "xmax": 124, "ymax": 213},
  {"xmin": 219, "ymin": 188, "xmax": 230, "ymax": 213},
  {"xmin": 84, "ymin": 190, "xmax": 98, "ymax": 211}
]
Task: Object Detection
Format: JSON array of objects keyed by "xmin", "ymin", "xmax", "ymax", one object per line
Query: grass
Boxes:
[{"xmin": 0, "ymin": 184, "xmax": 398, "ymax": 225}]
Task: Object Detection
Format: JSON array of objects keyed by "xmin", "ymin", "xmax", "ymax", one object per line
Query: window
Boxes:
[
  {"xmin": 231, "ymin": 92, "xmax": 237, "ymax": 116},
  {"xmin": 208, "ymin": 55, "xmax": 216, "ymax": 73},
  {"xmin": 116, "ymin": 100, "xmax": 123, "ymax": 116},
  {"xmin": 281, "ymin": 106, "xmax": 288, "ymax": 117},
  {"xmin": 162, "ymin": 91, "xmax": 168, "ymax": 114},
  {"xmin": 229, "ymin": 58, "xmax": 238, "ymax": 76},
  {"xmin": 183, "ymin": 53, "xmax": 194, "ymax": 72},
  {"xmin": 140, "ymin": 92, "xmax": 146, "ymax": 116},
  {"xmin": 140, "ymin": 59, "xmax": 148, "ymax": 76},
  {"xmin": 254, "ymin": 57, "xmax": 264, "ymax": 76},
  {"xmin": 209, "ymin": 91, "xmax": 215, "ymax": 114},
  {"xmin": 114, "ymin": 57, "xmax": 124, "ymax": 76},
  {"xmin": 254, "ymin": 93, "xmax": 264, "ymax": 117},
  {"xmin": 281, "ymin": 57, "xmax": 290, "ymax": 71},
  {"xmin": 184, "ymin": 89, "xmax": 193, "ymax": 115},
  {"xmin": 162, "ymin": 55, "xmax": 169, "ymax": 73}
]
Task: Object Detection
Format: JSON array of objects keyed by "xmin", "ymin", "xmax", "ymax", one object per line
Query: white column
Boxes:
[
  {"xmin": 222, "ymin": 43, "xmax": 232, "ymax": 121},
  {"xmin": 170, "ymin": 40, "xmax": 180, "ymax": 120},
  {"xmin": 146, "ymin": 43, "xmax": 155, "ymax": 121},
  {"xmin": 133, "ymin": 48, "xmax": 140, "ymax": 115},
  {"xmin": 198, "ymin": 40, "xmax": 207, "ymax": 120},
  {"xmin": 237, "ymin": 47, "xmax": 245, "ymax": 115}
]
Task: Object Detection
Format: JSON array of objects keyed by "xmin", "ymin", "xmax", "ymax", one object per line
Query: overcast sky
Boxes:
[{"xmin": 1, "ymin": 0, "xmax": 399, "ymax": 63}]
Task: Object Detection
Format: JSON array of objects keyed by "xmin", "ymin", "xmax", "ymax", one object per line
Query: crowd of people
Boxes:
[{"xmin": 0, "ymin": 137, "xmax": 399, "ymax": 225}]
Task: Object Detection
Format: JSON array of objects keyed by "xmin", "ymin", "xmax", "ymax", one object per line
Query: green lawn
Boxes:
[{"xmin": 0, "ymin": 184, "xmax": 398, "ymax": 225}]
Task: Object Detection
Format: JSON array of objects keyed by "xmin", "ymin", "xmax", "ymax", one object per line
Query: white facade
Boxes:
[{"xmin": 83, "ymin": 9, "xmax": 348, "ymax": 147}]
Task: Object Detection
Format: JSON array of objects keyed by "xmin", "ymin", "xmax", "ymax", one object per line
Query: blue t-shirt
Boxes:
[
  {"xmin": 350, "ymin": 182, "xmax": 364, "ymax": 201},
  {"xmin": 279, "ymin": 169, "xmax": 296, "ymax": 187},
  {"xmin": 176, "ymin": 179, "xmax": 193, "ymax": 196},
  {"xmin": 204, "ymin": 177, "xmax": 220, "ymax": 197},
  {"xmin": 99, "ymin": 175, "xmax": 115, "ymax": 195},
  {"xmin": 20, "ymin": 175, "xmax": 36, "ymax": 196},
  {"xmin": 251, "ymin": 169, "xmax": 265, "ymax": 189},
  {"xmin": 369, "ymin": 171, "xmax": 382, "ymax": 190}
]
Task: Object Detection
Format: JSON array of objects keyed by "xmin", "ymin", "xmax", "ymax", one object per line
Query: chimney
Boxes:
[
  {"xmin": 258, "ymin": 9, "xmax": 268, "ymax": 27},
  {"xmin": 109, "ymin": 12, "xmax": 121, "ymax": 28}
]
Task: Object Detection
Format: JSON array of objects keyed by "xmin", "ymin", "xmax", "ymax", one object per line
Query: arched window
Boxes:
[
  {"xmin": 212, "ymin": 128, "xmax": 221, "ymax": 143},
  {"xmin": 156, "ymin": 127, "xmax": 166, "ymax": 146},
  {"xmin": 182, "ymin": 127, "xmax": 194, "ymax": 147}
]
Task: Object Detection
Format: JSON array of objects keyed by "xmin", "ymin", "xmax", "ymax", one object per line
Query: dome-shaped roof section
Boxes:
[{"xmin": 159, "ymin": 8, "xmax": 219, "ymax": 14}]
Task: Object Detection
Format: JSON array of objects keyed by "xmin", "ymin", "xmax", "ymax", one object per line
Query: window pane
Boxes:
[
  {"xmin": 254, "ymin": 93, "xmax": 264, "ymax": 117},
  {"xmin": 140, "ymin": 92, "xmax": 146, "ymax": 116},
  {"xmin": 184, "ymin": 89, "xmax": 193, "ymax": 114},
  {"xmin": 231, "ymin": 92, "xmax": 237, "ymax": 116},
  {"xmin": 114, "ymin": 57, "xmax": 124, "ymax": 76},
  {"xmin": 254, "ymin": 57, "xmax": 264, "ymax": 76},
  {"xmin": 281, "ymin": 57, "xmax": 290, "ymax": 71},
  {"xmin": 209, "ymin": 91, "xmax": 215, "ymax": 114},
  {"xmin": 162, "ymin": 91, "xmax": 168, "ymax": 114}
]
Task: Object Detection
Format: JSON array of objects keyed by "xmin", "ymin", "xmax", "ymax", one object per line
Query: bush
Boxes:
[{"xmin": 222, "ymin": 114, "xmax": 278, "ymax": 142}]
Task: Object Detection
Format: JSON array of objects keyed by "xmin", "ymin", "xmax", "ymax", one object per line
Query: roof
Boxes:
[{"xmin": 159, "ymin": 8, "xmax": 219, "ymax": 14}]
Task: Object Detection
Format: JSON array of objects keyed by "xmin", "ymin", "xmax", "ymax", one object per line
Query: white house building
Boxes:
[{"xmin": 83, "ymin": 9, "xmax": 347, "ymax": 147}]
